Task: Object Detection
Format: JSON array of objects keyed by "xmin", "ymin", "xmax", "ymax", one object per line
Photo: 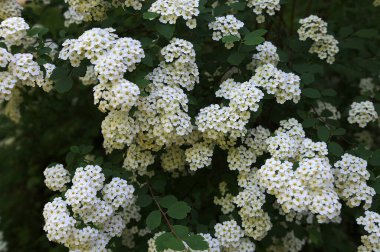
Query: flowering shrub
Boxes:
[{"xmin": 0, "ymin": 0, "xmax": 380, "ymax": 251}]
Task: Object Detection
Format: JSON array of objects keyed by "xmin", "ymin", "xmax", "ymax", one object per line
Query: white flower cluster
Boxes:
[
  {"xmin": 258, "ymin": 118, "xmax": 342, "ymax": 223},
  {"xmin": 123, "ymin": 144, "xmax": 155, "ymax": 177},
  {"xmin": 0, "ymin": 0, "xmax": 22, "ymax": 20},
  {"xmin": 43, "ymin": 164, "xmax": 71, "ymax": 192},
  {"xmin": 313, "ymin": 101, "xmax": 341, "ymax": 120},
  {"xmin": 149, "ymin": 0, "xmax": 199, "ymax": 29},
  {"xmin": 134, "ymin": 38, "xmax": 198, "ymax": 150},
  {"xmin": 160, "ymin": 146, "xmax": 187, "ymax": 177},
  {"xmin": 374, "ymin": 0, "xmax": 380, "ymax": 6},
  {"xmin": 214, "ymin": 181, "xmax": 235, "ymax": 214},
  {"xmin": 348, "ymin": 101, "xmax": 378, "ymax": 128},
  {"xmin": 185, "ymin": 141, "xmax": 214, "ymax": 171},
  {"xmin": 224, "ymin": 238, "xmax": 256, "ymax": 252},
  {"xmin": 235, "ymin": 169, "xmax": 272, "ymax": 240},
  {"xmin": 0, "ymin": 18, "xmax": 55, "ymax": 106},
  {"xmin": 0, "ymin": 17, "xmax": 28, "ymax": 46},
  {"xmin": 64, "ymin": 0, "xmax": 111, "ymax": 22},
  {"xmin": 102, "ymin": 111, "xmax": 139, "ymax": 153},
  {"xmin": 354, "ymin": 131, "xmax": 374, "ymax": 149},
  {"xmin": 214, "ymin": 220, "xmax": 245, "ymax": 249},
  {"xmin": 298, "ymin": 15, "xmax": 339, "ymax": 64},
  {"xmin": 356, "ymin": 211, "xmax": 380, "ymax": 252},
  {"xmin": 359, "ymin": 77, "xmax": 378, "ymax": 96},
  {"xmin": 246, "ymin": 0, "xmax": 280, "ymax": 23},
  {"xmin": 333, "ymin": 154, "xmax": 375, "ymax": 209},
  {"xmin": 209, "ymin": 15, "xmax": 244, "ymax": 49},
  {"xmin": 251, "ymin": 63, "xmax": 301, "ymax": 104},
  {"xmin": 43, "ymin": 165, "xmax": 138, "ymax": 251},
  {"xmin": 63, "ymin": 7, "xmax": 85, "ymax": 27},
  {"xmin": 250, "ymin": 41, "xmax": 279, "ymax": 68},
  {"xmin": 112, "ymin": 0, "xmax": 145, "ymax": 11},
  {"xmin": 3, "ymin": 87, "xmax": 22, "ymax": 123}
]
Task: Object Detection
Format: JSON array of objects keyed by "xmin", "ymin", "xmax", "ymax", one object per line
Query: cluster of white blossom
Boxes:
[
  {"xmin": 246, "ymin": 0, "xmax": 280, "ymax": 23},
  {"xmin": 160, "ymin": 146, "xmax": 187, "ymax": 177},
  {"xmin": 354, "ymin": 131, "xmax": 374, "ymax": 149},
  {"xmin": 0, "ymin": 17, "xmax": 28, "ymax": 46},
  {"xmin": 298, "ymin": 15, "xmax": 339, "ymax": 64},
  {"xmin": 43, "ymin": 164, "xmax": 71, "ymax": 192},
  {"xmin": 43, "ymin": 165, "xmax": 139, "ymax": 251},
  {"xmin": 0, "ymin": 17, "xmax": 55, "ymax": 122},
  {"xmin": 112, "ymin": 0, "xmax": 145, "ymax": 10},
  {"xmin": 251, "ymin": 63, "xmax": 301, "ymax": 104},
  {"xmin": 224, "ymin": 238, "xmax": 256, "ymax": 252},
  {"xmin": 0, "ymin": 0, "xmax": 22, "ymax": 20},
  {"xmin": 214, "ymin": 220, "xmax": 245, "ymax": 249},
  {"xmin": 149, "ymin": 0, "xmax": 199, "ymax": 29},
  {"xmin": 258, "ymin": 118, "xmax": 342, "ymax": 223},
  {"xmin": 185, "ymin": 141, "xmax": 214, "ymax": 171},
  {"xmin": 333, "ymin": 154, "xmax": 375, "ymax": 209},
  {"xmin": 359, "ymin": 77, "xmax": 378, "ymax": 96},
  {"xmin": 250, "ymin": 41, "xmax": 279, "ymax": 68},
  {"xmin": 64, "ymin": 0, "xmax": 111, "ymax": 22},
  {"xmin": 214, "ymin": 181, "xmax": 235, "ymax": 214},
  {"xmin": 102, "ymin": 111, "xmax": 139, "ymax": 153},
  {"xmin": 235, "ymin": 169, "xmax": 272, "ymax": 240},
  {"xmin": 348, "ymin": 101, "xmax": 378, "ymax": 128},
  {"xmin": 123, "ymin": 144, "xmax": 155, "ymax": 178},
  {"xmin": 209, "ymin": 15, "xmax": 244, "ymax": 49},
  {"xmin": 374, "ymin": 0, "xmax": 380, "ymax": 6},
  {"xmin": 63, "ymin": 7, "xmax": 85, "ymax": 27},
  {"xmin": 313, "ymin": 101, "xmax": 341, "ymax": 120},
  {"xmin": 356, "ymin": 211, "xmax": 380, "ymax": 252}
]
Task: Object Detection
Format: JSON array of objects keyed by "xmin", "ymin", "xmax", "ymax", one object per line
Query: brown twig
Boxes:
[{"xmin": 147, "ymin": 183, "xmax": 181, "ymax": 240}]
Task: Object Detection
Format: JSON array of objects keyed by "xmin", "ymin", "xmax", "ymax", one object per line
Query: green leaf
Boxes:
[
  {"xmin": 321, "ymin": 89, "xmax": 337, "ymax": 97},
  {"xmin": 143, "ymin": 12, "xmax": 159, "ymax": 20},
  {"xmin": 222, "ymin": 35, "xmax": 240, "ymax": 43},
  {"xmin": 54, "ymin": 77, "xmax": 73, "ymax": 93},
  {"xmin": 156, "ymin": 24, "xmax": 175, "ymax": 39},
  {"xmin": 146, "ymin": 210, "xmax": 161, "ymax": 230},
  {"xmin": 301, "ymin": 73, "xmax": 315, "ymax": 85},
  {"xmin": 136, "ymin": 194, "xmax": 152, "ymax": 207},
  {"xmin": 317, "ymin": 126, "xmax": 330, "ymax": 142},
  {"xmin": 184, "ymin": 234, "xmax": 209, "ymax": 250},
  {"xmin": 328, "ymin": 142, "xmax": 344, "ymax": 157},
  {"xmin": 158, "ymin": 195, "xmax": 178, "ymax": 208},
  {"xmin": 369, "ymin": 150, "xmax": 380, "ymax": 166},
  {"xmin": 302, "ymin": 118, "xmax": 317, "ymax": 128},
  {"xmin": 155, "ymin": 233, "xmax": 185, "ymax": 251},
  {"xmin": 303, "ymin": 88, "xmax": 321, "ymax": 99},
  {"xmin": 172, "ymin": 225, "xmax": 189, "ymax": 239},
  {"xmin": 167, "ymin": 201, "xmax": 191, "ymax": 219},
  {"xmin": 249, "ymin": 29, "xmax": 267, "ymax": 37},
  {"xmin": 27, "ymin": 26, "xmax": 49, "ymax": 37},
  {"xmin": 227, "ymin": 52, "xmax": 245, "ymax": 65},
  {"xmin": 50, "ymin": 66, "xmax": 69, "ymax": 80},
  {"xmin": 332, "ymin": 128, "xmax": 346, "ymax": 136},
  {"xmin": 229, "ymin": 2, "xmax": 246, "ymax": 10},
  {"xmin": 354, "ymin": 29, "xmax": 379, "ymax": 38},
  {"xmin": 244, "ymin": 31, "xmax": 265, "ymax": 46}
]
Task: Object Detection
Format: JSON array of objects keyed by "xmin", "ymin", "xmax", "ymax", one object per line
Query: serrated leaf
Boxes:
[
  {"xmin": 369, "ymin": 150, "xmax": 380, "ymax": 166},
  {"xmin": 302, "ymin": 118, "xmax": 317, "ymax": 128},
  {"xmin": 184, "ymin": 234, "xmax": 209, "ymax": 250},
  {"xmin": 146, "ymin": 210, "xmax": 161, "ymax": 230},
  {"xmin": 54, "ymin": 77, "xmax": 73, "ymax": 93},
  {"xmin": 317, "ymin": 126, "xmax": 330, "ymax": 142},
  {"xmin": 244, "ymin": 33, "xmax": 265, "ymax": 46},
  {"xmin": 354, "ymin": 29, "xmax": 379, "ymax": 38},
  {"xmin": 227, "ymin": 52, "xmax": 245, "ymax": 65},
  {"xmin": 303, "ymin": 88, "xmax": 321, "ymax": 99},
  {"xmin": 143, "ymin": 12, "xmax": 159, "ymax": 20},
  {"xmin": 222, "ymin": 35, "xmax": 240, "ymax": 43},
  {"xmin": 158, "ymin": 195, "xmax": 178, "ymax": 208},
  {"xmin": 328, "ymin": 142, "xmax": 344, "ymax": 157},
  {"xmin": 156, "ymin": 24, "xmax": 175, "ymax": 39},
  {"xmin": 155, "ymin": 233, "xmax": 185, "ymax": 251},
  {"xmin": 136, "ymin": 194, "xmax": 152, "ymax": 207},
  {"xmin": 167, "ymin": 201, "xmax": 191, "ymax": 219},
  {"xmin": 172, "ymin": 225, "xmax": 189, "ymax": 239}
]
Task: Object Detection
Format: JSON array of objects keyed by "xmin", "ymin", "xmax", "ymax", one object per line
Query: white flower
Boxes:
[
  {"xmin": 43, "ymin": 164, "xmax": 71, "ymax": 192},
  {"xmin": 209, "ymin": 15, "xmax": 244, "ymax": 49},
  {"xmin": 348, "ymin": 101, "xmax": 378, "ymax": 128}
]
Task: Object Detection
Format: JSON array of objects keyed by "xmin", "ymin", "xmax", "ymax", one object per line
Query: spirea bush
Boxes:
[{"xmin": 0, "ymin": 0, "xmax": 380, "ymax": 251}]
